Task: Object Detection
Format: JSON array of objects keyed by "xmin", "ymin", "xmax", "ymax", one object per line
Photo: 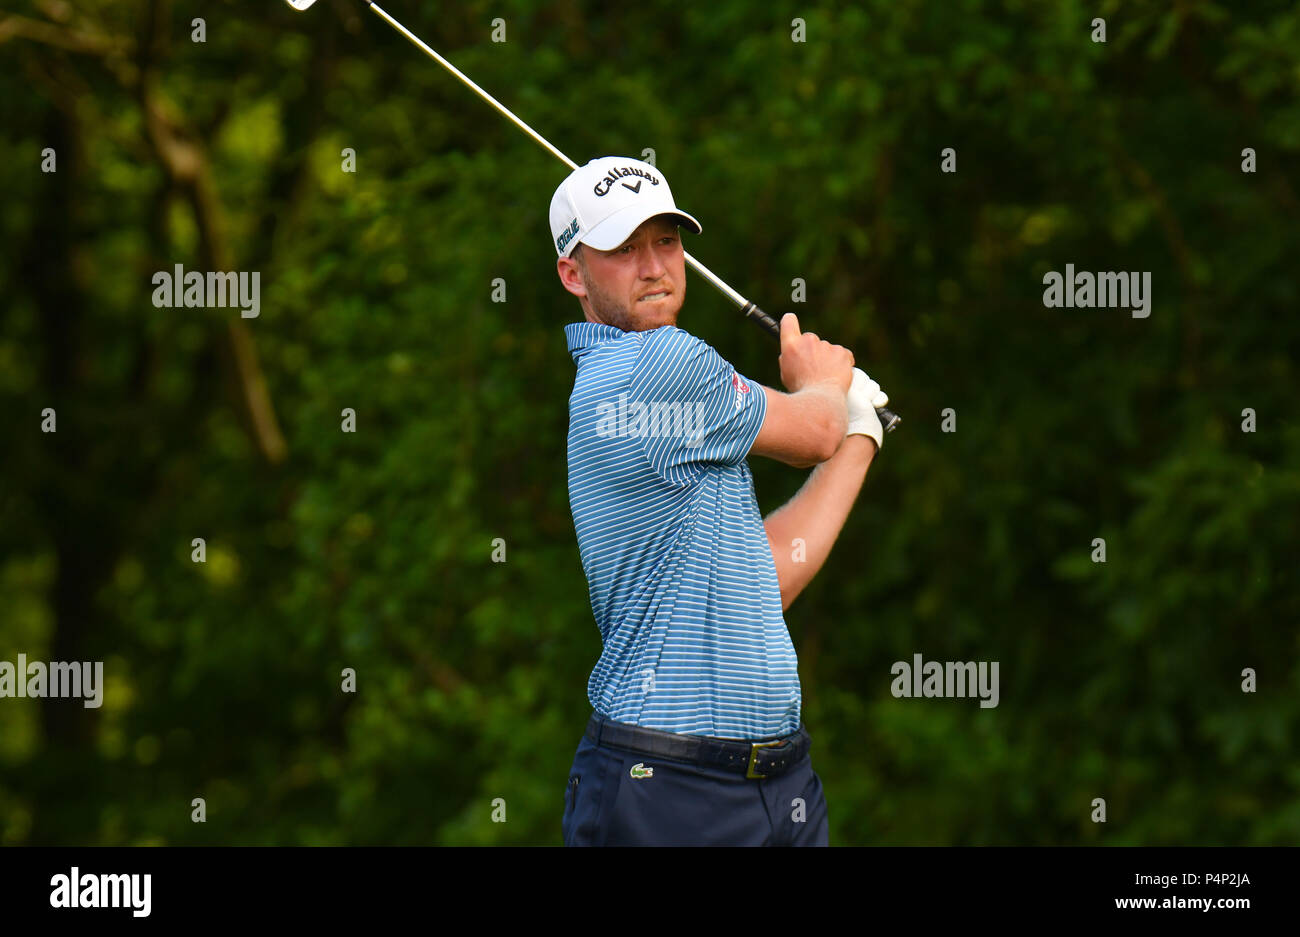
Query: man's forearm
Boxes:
[{"xmin": 763, "ymin": 434, "xmax": 876, "ymax": 611}]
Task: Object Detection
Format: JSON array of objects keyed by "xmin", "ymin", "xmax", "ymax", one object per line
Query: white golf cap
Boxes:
[{"xmin": 549, "ymin": 156, "xmax": 702, "ymax": 258}]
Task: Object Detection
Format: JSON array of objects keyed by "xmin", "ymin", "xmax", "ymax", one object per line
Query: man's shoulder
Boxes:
[{"xmin": 639, "ymin": 324, "xmax": 720, "ymax": 362}]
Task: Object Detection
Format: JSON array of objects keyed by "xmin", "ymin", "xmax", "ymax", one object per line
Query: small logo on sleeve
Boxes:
[
  {"xmin": 630, "ymin": 763, "xmax": 654, "ymax": 779},
  {"xmin": 731, "ymin": 371, "xmax": 750, "ymax": 409}
]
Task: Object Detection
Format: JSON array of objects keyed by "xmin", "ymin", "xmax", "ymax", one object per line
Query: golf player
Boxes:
[{"xmin": 552, "ymin": 156, "xmax": 887, "ymax": 846}]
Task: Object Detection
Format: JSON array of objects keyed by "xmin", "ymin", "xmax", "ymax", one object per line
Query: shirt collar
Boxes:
[{"xmin": 564, "ymin": 321, "xmax": 628, "ymax": 363}]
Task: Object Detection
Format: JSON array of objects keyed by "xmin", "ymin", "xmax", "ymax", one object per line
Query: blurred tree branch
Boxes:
[{"xmin": 1, "ymin": 2, "xmax": 289, "ymax": 466}]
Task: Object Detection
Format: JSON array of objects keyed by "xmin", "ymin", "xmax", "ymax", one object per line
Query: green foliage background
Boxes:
[{"xmin": 1, "ymin": 0, "xmax": 1297, "ymax": 845}]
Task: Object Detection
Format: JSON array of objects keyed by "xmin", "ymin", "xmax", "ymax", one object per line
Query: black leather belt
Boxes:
[{"xmin": 585, "ymin": 711, "xmax": 811, "ymax": 779}]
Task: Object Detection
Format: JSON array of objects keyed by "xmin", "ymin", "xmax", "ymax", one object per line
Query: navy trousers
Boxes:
[{"xmin": 562, "ymin": 716, "xmax": 830, "ymax": 846}]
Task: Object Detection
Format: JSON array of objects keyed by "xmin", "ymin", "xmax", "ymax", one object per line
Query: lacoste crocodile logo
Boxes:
[{"xmin": 630, "ymin": 763, "xmax": 654, "ymax": 779}]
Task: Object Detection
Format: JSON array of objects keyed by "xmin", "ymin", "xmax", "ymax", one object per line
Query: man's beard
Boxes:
[{"xmin": 581, "ymin": 269, "xmax": 678, "ymax": 332}]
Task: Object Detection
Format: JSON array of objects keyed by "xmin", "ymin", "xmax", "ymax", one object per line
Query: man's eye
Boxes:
[{"xmin": 619, "ymin": 245, "xmax": 633, "ymax": 254}]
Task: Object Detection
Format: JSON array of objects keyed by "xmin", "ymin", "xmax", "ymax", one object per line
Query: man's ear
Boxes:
[{"xmin": 557, "ymin": 256, "xmax": 587, "ymax": 298}]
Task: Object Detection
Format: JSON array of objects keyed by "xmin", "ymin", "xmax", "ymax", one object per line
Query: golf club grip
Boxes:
[{"xmin": 741, "ymin": 302, "xmax": 900, "ymax": 434}]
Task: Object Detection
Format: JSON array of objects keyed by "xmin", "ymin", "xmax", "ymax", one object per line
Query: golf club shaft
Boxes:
[{"xmin": 362, "ymin": 0, "xmax": 899, "ymax": 433}]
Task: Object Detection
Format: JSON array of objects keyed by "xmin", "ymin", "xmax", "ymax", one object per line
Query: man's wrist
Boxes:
[{"xmin": 837, "ymin": 431, "xmax": 877, "ymax": 458}]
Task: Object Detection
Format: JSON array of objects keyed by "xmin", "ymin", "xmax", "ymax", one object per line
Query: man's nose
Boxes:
[{"xmin": 639, "ymin": 245, "xmax": 667, "ymax": 279}]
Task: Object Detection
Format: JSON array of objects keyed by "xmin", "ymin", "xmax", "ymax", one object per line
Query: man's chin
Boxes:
[
  {"xmin": 628, "ymin": 300, "xmax": 681, "ymax": 331},
  {"xmin": 635, "ymin": 313, "xmax": 677, "ymax": 331},
  {"xmin": 597, "ymin": 299, "xmax": 681, "ymax": 332}
]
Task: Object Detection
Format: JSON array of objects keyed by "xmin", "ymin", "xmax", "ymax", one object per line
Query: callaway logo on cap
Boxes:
[{"xmin": 550, "ymin": 156, "xmax": 702, "ymax": 258}]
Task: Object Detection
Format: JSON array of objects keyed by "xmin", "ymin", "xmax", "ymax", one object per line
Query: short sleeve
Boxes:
[{"xmin": 629, "ymin": 327, "xmax": 768, "ymax": 485}]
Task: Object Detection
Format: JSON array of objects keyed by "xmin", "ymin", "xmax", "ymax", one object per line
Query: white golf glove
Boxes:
[{"xmin": 846, "ymin": 367, "xmax": 889, "ymax": 452}]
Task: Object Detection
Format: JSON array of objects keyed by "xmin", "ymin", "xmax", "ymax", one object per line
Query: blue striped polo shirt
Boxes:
[{"xmin": 564, "ymin": 321, "xmax": 801, "ymax": 740}]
